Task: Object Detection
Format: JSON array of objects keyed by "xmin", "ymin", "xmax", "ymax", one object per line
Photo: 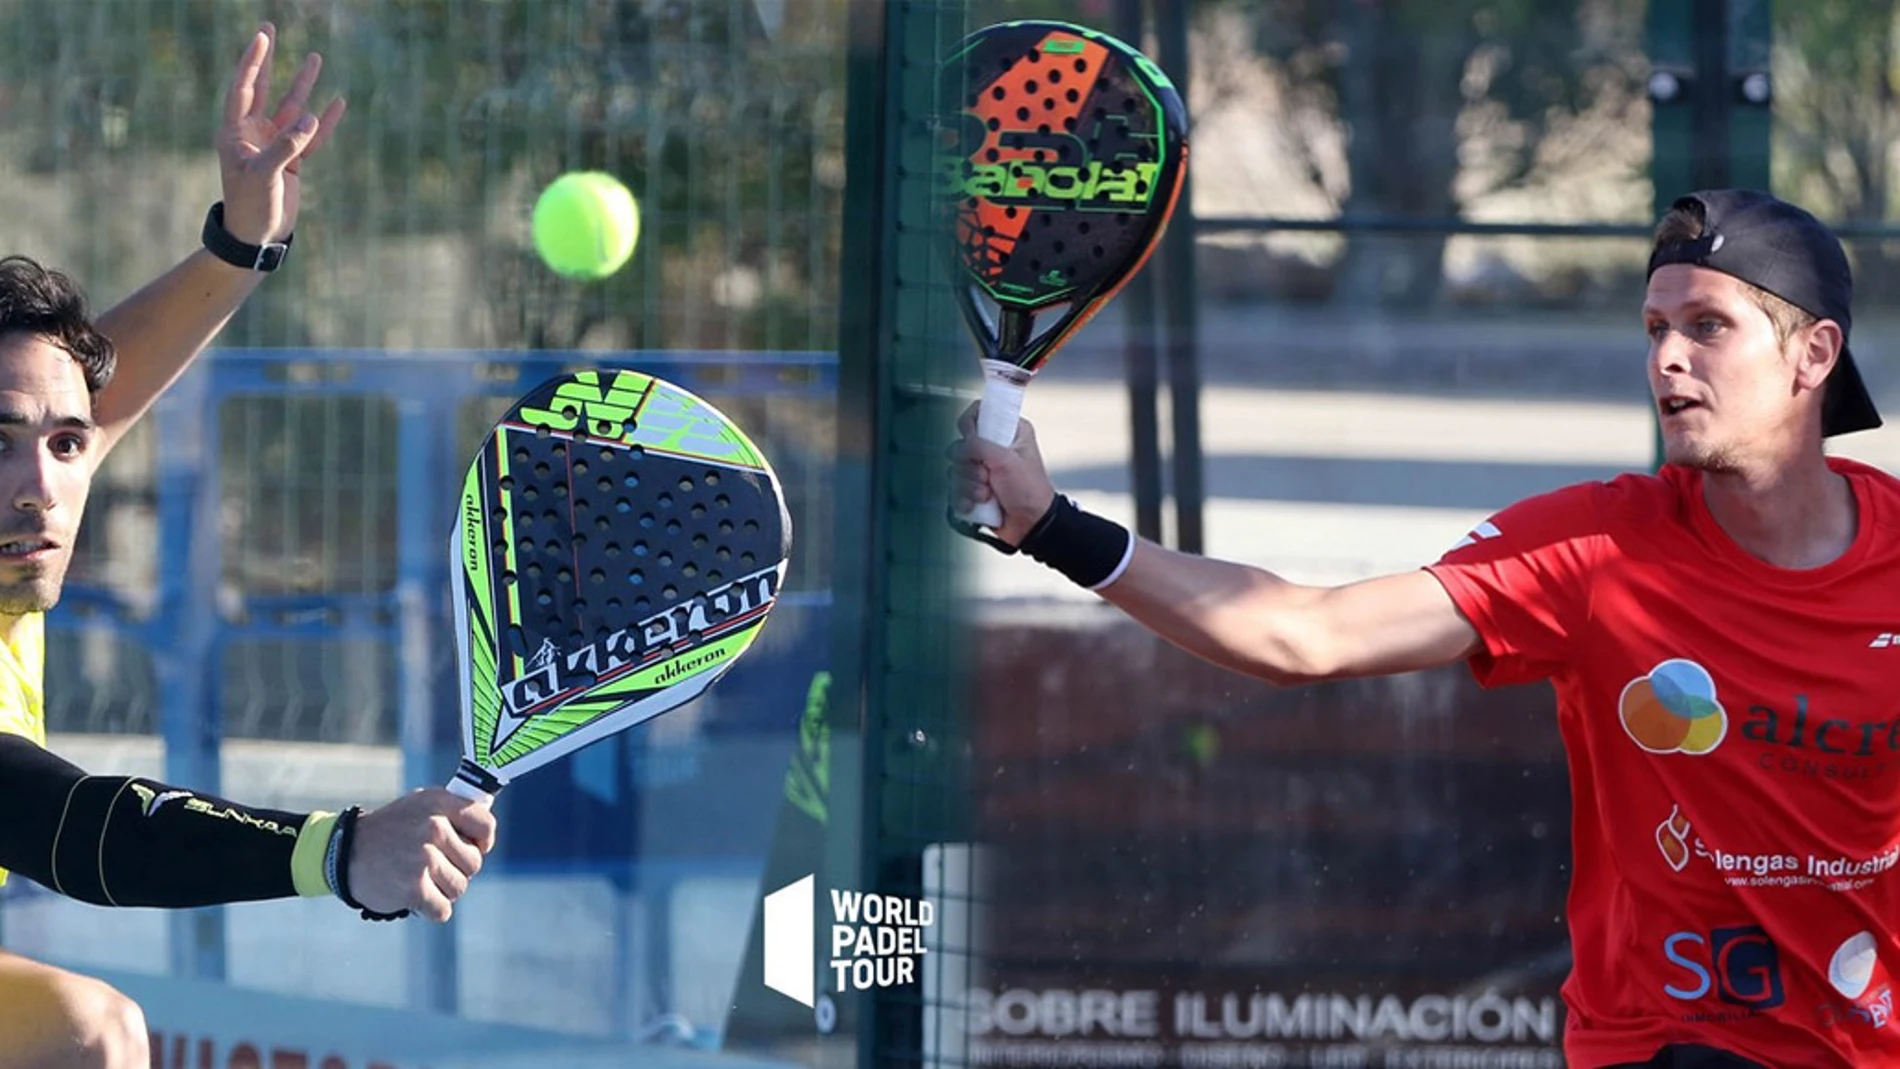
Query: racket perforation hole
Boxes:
[
  {"xmin": 513, "ymin": 447, "xmax": 531, "ymax": 463},
  {"xmin": 716, "ymin": 494, "xmax": 732, "ymax": 509},
  {"xmin": 690, "ymin": 504, "xmax": 706, "ymax": 519},
  {"xmin": 658, "ymin": 493, "xmax": 674, "ymax": 509},
  {"xmin": 719, "ymin": 521, "xmax": 734, "ymax": 534},
  {"xmin": 624, "ymin": 473, "xmax": 640, "ymax": 488},
  {"xmin": 502, "ymin": 570, "xmax": 516, "ymax": 585},
  {"xmin": 682, "ymin": 563, "xmax": 699, "ymax": 578},
  {"xmin": 523, "ymin": 486, "xmax": 540, "ymax": 502},
  {"xmin": 666, "ymin": 520, "xmax": 682, "ymax": 535},
  {"xmin": 606, "ymin": 542, "xmax": 623, "ymax": 557},
  {"xmin": 543, "ymin": 539, "xmax": 561, "ymax": 554},
  {"xmin": 704, "ymin": 471, "xmax": 721, "ymax": 486},
  {"xmin": 1074, "ymin": 58, "xmax": 1087, "ymax": 72},
  {"xmin": 615, "ymin": 498, "xmax": 633, "ymax": 514},
  {"xmin": 634, "ymin": 597, "xmax": 651, "ymax": 612},
  {"xmin": 717, "ymin": 547, "xmax": 731, "ymax": 560},
  {"xmin": 629, "ymin": 571, "xmax": 645, "ymax": 586},
  {"xmin": 1066, "ymin": 89, "xmax": 1080, "ymax": 105},
  {"xmin": 574, "ymin": 459, "xmax": 589, "ymax": 475},
  {"xmin": 595, "ymin": 517, "xmax": 611, "ymax": 531},
  {"xmin": 743, "ymin": 519, "xmax": 760, "ymax": 532},
  {"xmin": 535, "ymin": 424, "xmax": 550, "ymax": 439},
  {"xmin": 707, "ymin": 570, "xmax": 723, "ymax": 583},
  {"xmin": 662, "ymin": 585, "xmax": 678, "ymax": 600},
  {"xmin": 557, "ymin": 568, "xmax": 573, "ymax": 584},
  {"xmin": 595, "ymin": 419, "xmax": 616, "ymax": 436},
  {"xmin": 677, "ymin": 476, "xmax": 694, "ymax": 492},
  {"xmin": 1015, "ymin": 106, "xmax": 1030, "ymax": 122},
  {"xmin": 498, "ymin": 476, "xmax": 514, "ymax": 491},
  {"xmin": 590, "ymin": 568, "xmax": 606, "ymax": 585},
  {"xmin": 536, "ymin": 592, "xmax": 553, "ymax": 607},
  {"xmin": 741, "ymin": 551, "xmax": 756, "ymax": 566},
  {"xmin": 607, "ymin": 597, "xmax": 622, "ymax": 612},
  {"xmin": 562, "ymin": 405, "xmax": 578, "ymax": 420},
  {"xmin": 1025, "ymin": 79, "xmax": 1039, "ymax": 93}
]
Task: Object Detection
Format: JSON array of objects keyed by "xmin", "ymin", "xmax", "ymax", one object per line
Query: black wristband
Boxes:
[
  {"xmin": 1017, "ymin": 494, "xmax": 1135, "ymax": 590},
  {"xmin": 202, "ymin": 201, "xmax": 292, "ymax": 272},
  {"xmin": 334, "ymin": 806, "xmax": 408, "ymax": 922}
]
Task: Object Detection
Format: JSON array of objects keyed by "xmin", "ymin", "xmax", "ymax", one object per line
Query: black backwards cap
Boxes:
[{"xmin": 1647, "ymin": 189, "xmax": 1882, "ymax": 437}]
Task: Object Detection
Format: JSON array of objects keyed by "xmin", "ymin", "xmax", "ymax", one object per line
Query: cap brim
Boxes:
[{"xmin": 1824, "ymin": 347, "xmax": 1883, "ymax": 437}]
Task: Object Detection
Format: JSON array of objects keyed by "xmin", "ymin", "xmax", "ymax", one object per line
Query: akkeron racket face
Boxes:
[
  {"xmin": 451, "ymin": 369, "xmax": 790, "ymax": 786},
  {"xmin": 938, "ymin": 19, "xmax": 1189, "ymax": 372}
]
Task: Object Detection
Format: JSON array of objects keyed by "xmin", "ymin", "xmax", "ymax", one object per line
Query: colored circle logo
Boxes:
[{"xmin": 1621, "ymin": 659, "xmax": 1727, "ymax": 755}]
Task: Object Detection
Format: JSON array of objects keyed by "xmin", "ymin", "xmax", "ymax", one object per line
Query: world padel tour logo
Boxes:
[
  {"xmin": 1621, "ymin": 659, "xmax": 1728, "ymax": 756},
  {"xmin": 762, "ymin": 875, "xmax": 933, "ymax": 1012}
]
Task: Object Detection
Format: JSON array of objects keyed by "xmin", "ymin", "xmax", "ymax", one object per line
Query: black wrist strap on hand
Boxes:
[
  {"xmin": 334, "ymin": 806, "xmax": 409, "ymax": 921},
  {"xmin": 202, "ymin": 201, "xmax": 292, "ymax": 272},
  {"xmin": 1016, "ymin": 494, "xmax": 1136, "ymax": 590}
]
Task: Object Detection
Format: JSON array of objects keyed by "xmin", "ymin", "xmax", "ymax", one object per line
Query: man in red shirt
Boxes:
[{"xmin": 951, "ymin": 188, "xmax": 1895, "ymax": 1068}]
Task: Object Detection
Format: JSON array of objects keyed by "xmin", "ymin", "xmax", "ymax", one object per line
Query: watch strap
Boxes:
[{"xmin": 202, "ymin": 202, "xmax": 291, "ymax": 272}]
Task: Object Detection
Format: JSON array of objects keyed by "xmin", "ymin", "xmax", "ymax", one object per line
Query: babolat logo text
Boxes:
[
  {"xmin": 499, "ymin": 566, "xmax": 775, "ymax": 715},
  {"xmin": 761, "ymin": 874, "xmax": 934, "ymax": 1008}
]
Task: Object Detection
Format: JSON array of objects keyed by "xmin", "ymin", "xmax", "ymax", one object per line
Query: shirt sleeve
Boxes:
[{"xmin": 1423, "ymin": 481, "xmax": 1606, "ymax": 688}]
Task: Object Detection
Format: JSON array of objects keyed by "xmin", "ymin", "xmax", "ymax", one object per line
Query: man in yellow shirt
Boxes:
[{"xmin": 0, "ymin": 25, "xmax": 496, "ymax": 1069}]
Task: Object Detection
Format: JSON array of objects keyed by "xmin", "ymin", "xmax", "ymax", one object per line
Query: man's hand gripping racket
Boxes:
[
  {"xmin": 940, "ymin": 20, "xmax": 1188, "ymax": 544},
  {"xmin": 365, "ymin": 369, "xmax": 791, "ymax": 921}
]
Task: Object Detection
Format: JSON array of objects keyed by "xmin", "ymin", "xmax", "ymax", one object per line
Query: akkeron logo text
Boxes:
[{"xmin": 763, "ymin": 875, "xmax": 934, "ymax": 1009}]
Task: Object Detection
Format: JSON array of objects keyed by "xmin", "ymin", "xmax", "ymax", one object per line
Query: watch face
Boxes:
[{"xmin": 256, "ymin": 244, "xmax": 288, "ymax": 272}]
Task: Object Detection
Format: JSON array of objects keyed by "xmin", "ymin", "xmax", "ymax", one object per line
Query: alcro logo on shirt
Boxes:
[{"xmin": 1621, "ymin": 659, "xmax": 1728, "ymax": 756}]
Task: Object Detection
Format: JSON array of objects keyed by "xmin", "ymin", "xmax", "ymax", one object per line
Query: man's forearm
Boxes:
[
  {"xmin": 92, "ymin": 249, "xmax": 264, "ymax": 450},
  {"xmin": 0, "ymin": 734, "xmax": 333, "ymax": 908},
  {"xmin": 1098, "ymin": 538, "xmax": 1328, "ymax": 685}
]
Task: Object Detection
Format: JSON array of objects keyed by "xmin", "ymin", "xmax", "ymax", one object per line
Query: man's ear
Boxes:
[{"xmin": 1796, "ymin": 319, "xmax": 1847, "ymax": 393}]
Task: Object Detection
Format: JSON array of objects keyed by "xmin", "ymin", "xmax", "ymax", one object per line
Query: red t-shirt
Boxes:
[{"xmin": 1427, "ymin": 456, "xmax": 1900, "ymax": 1068}]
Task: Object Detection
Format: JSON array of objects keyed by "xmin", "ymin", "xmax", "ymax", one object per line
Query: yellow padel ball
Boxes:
[{"xmin": 532, "ymin": 172, "xmax": 640, "ymax": 281}]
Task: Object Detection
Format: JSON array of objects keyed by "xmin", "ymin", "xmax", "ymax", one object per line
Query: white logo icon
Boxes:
[
  {"xmin": 1872, "ymin": 634, "xmax": 1897, "ymax": 649},
  {"xmin": 1450, "ymin": 521, "xmax": 1501, "ymax": 552},
  {"xmin": 763, "ymin": 874, "xmax": 815, "ymax": 1007}
]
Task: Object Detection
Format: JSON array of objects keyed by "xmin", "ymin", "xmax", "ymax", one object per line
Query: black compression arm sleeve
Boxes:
[{"xmin": 0, "ymin": 732, "xmax": 324, "ymax": 907}]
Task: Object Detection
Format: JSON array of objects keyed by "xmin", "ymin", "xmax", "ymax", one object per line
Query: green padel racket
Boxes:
[
  {"xmin": 939, "ymin": 19, "xmax": 1189, "ymax": 532},
  {"xmin": 447, "ymin": 368, "xmax": 791, "ymax": 804}
]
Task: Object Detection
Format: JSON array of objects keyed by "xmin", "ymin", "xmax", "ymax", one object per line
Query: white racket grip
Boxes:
[
  {"xmin": 446, "ymin": 777, "xmax": 494, "ymax": 805},
  {"xmin": 958, "ymin": 361, "xmax": 1030, "ymax": 529}
]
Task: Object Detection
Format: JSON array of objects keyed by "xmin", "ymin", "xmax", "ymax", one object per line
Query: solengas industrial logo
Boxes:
[{"xmin": 763, "ymin": 874, "xmax": 934, "ymax": 1012}]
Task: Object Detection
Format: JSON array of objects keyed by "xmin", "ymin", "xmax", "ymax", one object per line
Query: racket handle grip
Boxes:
[
  {"xmin": 956, "ymin": 364, "xmax": 1029, "ymax": 530},
  {"xmin": 447, "ymin": 759, "xmax": 503, "ymax": 805}
]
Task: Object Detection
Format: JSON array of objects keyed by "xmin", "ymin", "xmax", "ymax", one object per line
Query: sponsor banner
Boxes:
[
  {"xmin": 75, "ymin": 963, "xmax": 800, "ymax": 1069},
  {"xmin": 937, "ymin": 973, "xmax": 1564, "ymax": 1069}
]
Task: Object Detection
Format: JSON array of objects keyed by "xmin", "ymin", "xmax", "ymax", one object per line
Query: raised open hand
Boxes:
[{"xmin": 217, "ymin": 23, "xmax": 347, "ymax": 246}]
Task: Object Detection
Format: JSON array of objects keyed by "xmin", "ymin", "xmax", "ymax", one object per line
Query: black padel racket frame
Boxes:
[
  {"xmin": 447, "ymin": 368, "xmax": 791, "ymax": 803},
  {"xmin": 939, "ymin": 19, "xmax": 1189, "ymax": 530}
]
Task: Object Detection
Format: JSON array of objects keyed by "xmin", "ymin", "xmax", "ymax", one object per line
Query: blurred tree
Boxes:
[
  {"xmin": 1199, "ymin": 0, "xmax": 1648, "ymax": 307},
  {"xmin": 1771, "ymin": 0, "xmax": 1900, "ymax": 299}
]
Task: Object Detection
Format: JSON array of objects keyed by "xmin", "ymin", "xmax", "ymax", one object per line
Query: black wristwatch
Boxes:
[{"xmin": 201, "ymin": 201, "xmax": 292, "ymax": 272}]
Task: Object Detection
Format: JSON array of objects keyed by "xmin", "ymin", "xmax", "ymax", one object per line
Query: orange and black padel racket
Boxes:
[{"xmin": 940, "ymin": 20, "xmax": 1188, "ymax": 533}]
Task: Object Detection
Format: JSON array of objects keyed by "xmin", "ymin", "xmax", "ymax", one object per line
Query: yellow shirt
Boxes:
[{"xmin": 0, "ymin": 613, "xmax": 45, "ymax": 886}]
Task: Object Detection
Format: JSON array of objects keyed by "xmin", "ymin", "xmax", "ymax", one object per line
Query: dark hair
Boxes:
[
  {"xmin": 1652, "ymin": 207, "xmax": 1817, "ymax": 346},
  {"xmin": 0, "ymin": 255, "xmax": 115, "ymax": 394}
]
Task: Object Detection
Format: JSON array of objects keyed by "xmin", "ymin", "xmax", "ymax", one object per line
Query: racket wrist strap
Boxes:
[
  {"xmin": 329, "ymin": 806, "xmax": 410, "ymax": 922},
  {"xmin": 1019, "ymin": 494, "xmax": 1135, "ymax": 591}
]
